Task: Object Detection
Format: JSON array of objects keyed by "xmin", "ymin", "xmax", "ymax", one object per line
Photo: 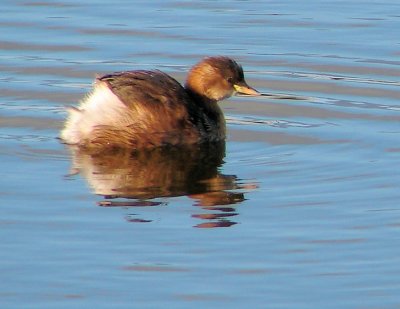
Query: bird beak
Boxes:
[{"xmin": 233, "ymin": 82, "xmax": 261, "ymax": 96}]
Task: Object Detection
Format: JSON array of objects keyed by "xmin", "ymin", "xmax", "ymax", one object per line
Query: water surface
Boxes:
[{"xmin": 1, "ymin": 1, "xmax": 400, "ymax": 308}]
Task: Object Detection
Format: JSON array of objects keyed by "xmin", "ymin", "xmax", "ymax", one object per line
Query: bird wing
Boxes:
[
  {"xmin": 97, "ymin": 70, "xmax": 189, "ymax": 111},
  {"xmin": 94, "ymin": 70, "xmax": 200, "ymax": 146}
]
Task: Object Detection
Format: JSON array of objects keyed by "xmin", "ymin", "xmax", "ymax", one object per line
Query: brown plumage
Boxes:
[{"xmin": 60, "ymin": 56, "xmax": 260, "ymax": 149}]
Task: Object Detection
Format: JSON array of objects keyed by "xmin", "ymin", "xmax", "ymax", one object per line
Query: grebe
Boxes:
[{"xmin": 60, "ymin": 56, "xmax": 260, "ymax": 149}]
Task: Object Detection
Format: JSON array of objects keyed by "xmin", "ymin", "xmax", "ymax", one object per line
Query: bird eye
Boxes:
[{"xmin": 227, "ymin": 77, "xmax": 233, "ymax": 83}]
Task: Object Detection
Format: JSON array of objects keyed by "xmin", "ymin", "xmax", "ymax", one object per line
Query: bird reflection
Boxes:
[{"xmin": 67, "ymin": 142, "xmax": 254, "ymax": 228}]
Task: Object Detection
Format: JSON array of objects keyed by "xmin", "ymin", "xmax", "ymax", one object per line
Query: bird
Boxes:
[{"xmin": 60, "ymin": 56, "xmax": 260, "ymax": 149}]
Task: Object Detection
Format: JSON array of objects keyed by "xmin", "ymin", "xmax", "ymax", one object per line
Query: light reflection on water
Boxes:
[
  {"xmin": 1, "ymin": 0, "xmax": 400, "ymax": 308},
  {"xmin": 67, "ymin": 142, "xmax": 254, "ymax": 228}
]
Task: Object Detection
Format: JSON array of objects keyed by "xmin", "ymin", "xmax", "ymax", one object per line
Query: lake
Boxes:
[{"xmin": 1, "ymin": 1, "xmax": 400, "ymax": 308}]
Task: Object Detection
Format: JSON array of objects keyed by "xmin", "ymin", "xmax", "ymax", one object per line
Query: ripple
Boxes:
[
  {"xmin": 123, "ymin": 264, "xmax": 189, "ymax": 272},
  {"xmin": 0, "ymin": 115, "xmax": 61, "ymax": 130},
  {"xmin": 0, "ymin": 63, "xmax": 96, "ymax": 79},
  {"xmin": 0, "ymin": 134, "xmax": 52, "ymax": 142},
  {"xmin": 0, "ymin": 87, "xmax": 82, "ymax": 104},
  {"xmin": 0, "ymin": 40, "xmax": 92, "ymax": 52},
  {"xmin": 226, "ymin": 115, "xmax": 323, "ymax": 128}
]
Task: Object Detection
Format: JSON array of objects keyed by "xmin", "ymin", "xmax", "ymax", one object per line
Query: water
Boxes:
[{"xmin": 1, "ymin": 1, "xmax": 400, "ymax": 308}]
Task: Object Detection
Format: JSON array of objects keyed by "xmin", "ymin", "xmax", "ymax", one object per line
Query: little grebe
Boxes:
[{"xmin": 60, "ymin": 56, "xmax": 260, "ymax": 149}]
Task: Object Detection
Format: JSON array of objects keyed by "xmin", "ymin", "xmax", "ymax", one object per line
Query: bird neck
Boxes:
[
  {"xmin": 185, "ymin": 87, "xmax": 222, "ymax": 118},
  {"xmin": 185, "ymin": 86, "xmax": 214, "ymax": 105},
  {"xmin": 185, "ymin": 87, "xmax": 225, "ymax": 139}
]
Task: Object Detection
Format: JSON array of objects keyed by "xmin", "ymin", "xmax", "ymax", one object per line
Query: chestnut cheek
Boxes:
[{"xmin": 206, "ymin": 79, "xmax": 230, "ymax": 100}]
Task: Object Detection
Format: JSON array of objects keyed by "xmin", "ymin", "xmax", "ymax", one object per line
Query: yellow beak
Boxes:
[{"xmin": 233, "ymin": 82, "xmax": 260, "ymax": 96}]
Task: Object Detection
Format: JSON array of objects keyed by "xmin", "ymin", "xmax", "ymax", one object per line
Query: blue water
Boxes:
[{"xmin": 1, "ymin": 1, "xmax": 400, "ymax": 308}]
